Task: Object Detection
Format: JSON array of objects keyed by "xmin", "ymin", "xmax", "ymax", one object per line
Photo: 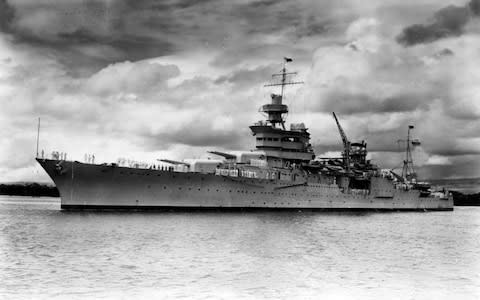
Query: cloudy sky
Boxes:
[{"xmin": 1, "ymin": 0, "xmax": 480, "ymax": 182}]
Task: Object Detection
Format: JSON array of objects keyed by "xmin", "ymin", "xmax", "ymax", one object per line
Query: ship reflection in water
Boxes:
[{"xmin": 0, "ymin": 196, "xmax": 478, "ymax": 299}]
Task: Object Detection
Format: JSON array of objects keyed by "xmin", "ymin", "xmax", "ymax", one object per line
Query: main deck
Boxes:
[{"xmin": 37, "ymin": 159, "xmax": 453, "ymax": 211}]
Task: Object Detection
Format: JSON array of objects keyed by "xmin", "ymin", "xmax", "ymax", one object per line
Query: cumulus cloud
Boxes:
[
  {"xmin": 0, "ymin": 36, "xmax": 263, "ymax": 182},
  {"xmin": 0, "ymin": 0, "xmax": 479, "ymax": 182},
  {"xmin": 85, "ymin": 61, "xmax": 180, "ymax": 96},
  {"xmin": 305, "ymin": 18, "xmax": 446, "ymax": 116},
  {"xmin": 298, "ymin": 15, "xmax": 480, "ymax": 179},
  {"xmin": 0, "ymin": 0, "xmax": 351, "ymax": 75},
  {"xmin": 426, "ymin": 155, "xmax": 452, "ymax": 165},
  {"xmin": 397, "ymin": 0, "xmax": 480, "ymax": 46},
  {"xmin": 0, "ymin": 0, "xmax": 15, "ymax": 32}
]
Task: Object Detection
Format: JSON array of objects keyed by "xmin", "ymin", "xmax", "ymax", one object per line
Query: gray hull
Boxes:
[{"xmin": 37, "ymin": 159, "xmax": 453, "ymax": 211}]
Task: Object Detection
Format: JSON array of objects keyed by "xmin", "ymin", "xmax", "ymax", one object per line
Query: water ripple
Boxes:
[{"xmin": 0, "ymin": 196, "xmax": 479, "ymax": 299}]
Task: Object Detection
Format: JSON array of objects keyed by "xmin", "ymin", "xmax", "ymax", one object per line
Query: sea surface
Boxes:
[{"xmin": 0, "ymin": 196, "xmax": 479, "ymax": 300}]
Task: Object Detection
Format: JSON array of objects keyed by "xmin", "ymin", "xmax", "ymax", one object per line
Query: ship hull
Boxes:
[{"xmin": 37, "ymin": 159, "xmax": 453, "ymax": 211}]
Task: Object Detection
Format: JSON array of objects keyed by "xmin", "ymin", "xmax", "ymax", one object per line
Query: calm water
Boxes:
[{"xmin": 1, "ymin": 196, "xmax": 479, "ymax": 300}]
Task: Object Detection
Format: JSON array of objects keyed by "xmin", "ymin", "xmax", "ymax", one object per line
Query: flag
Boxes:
[
  {"xmin": 284, "ymin": 57, "xmax": 293, "ymax": 62},
  {"xmin": 409, "ymin": 125, "xmax": 414, "ymax": 129},
  {"xmin": 411, "ymin": 139, "xmax": 421, "ymax": 146}
]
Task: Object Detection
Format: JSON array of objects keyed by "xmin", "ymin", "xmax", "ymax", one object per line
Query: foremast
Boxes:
[
  {"xmin": 262, "ymin": 57, "xmax": 304, "ymax": 130},
  {"xmin": 250, "ymin": 58, "xmax": 314, "ymax": 165}
]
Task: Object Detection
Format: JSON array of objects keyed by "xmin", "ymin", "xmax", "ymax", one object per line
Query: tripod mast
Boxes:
[{"xmin": 400, "ymin": 125, "xmax": 416, "ymax": 180}]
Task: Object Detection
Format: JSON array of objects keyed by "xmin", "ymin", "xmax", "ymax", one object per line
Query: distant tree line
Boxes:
[
  {"xmin": 450, "ymin": 191, "xmax": 480, "ymax": 206},
  {"xmin": 0, "ymin": 183, "xmax": 59, "ymax": 197}
]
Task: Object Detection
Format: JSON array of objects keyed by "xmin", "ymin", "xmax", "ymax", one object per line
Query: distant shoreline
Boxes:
[
  {"xmin": 449, "ymin": 191, "xmax": 480, "ymax": 206},
  {"xmin": 0, "ymin": 182, "xmax": 478, "ymax": 206},
  {"xmin": 0, "ymin": 183, "xmax": 59, "ymax": 197}
]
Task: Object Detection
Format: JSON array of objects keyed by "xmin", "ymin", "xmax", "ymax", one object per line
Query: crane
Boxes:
[{"xmin": 332, "ymin": 112, "xmax": 350, "ymax": 171}]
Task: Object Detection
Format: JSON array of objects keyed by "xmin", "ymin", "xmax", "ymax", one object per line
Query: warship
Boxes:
[{"xmin": 36, "ymin": 58, "xmax": 453, "ymax": 210}]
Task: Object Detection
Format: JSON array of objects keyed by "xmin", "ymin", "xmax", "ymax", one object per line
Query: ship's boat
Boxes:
[{"xmin": 36, "ymin": 59, "xmax": 453, "ymax": 210}]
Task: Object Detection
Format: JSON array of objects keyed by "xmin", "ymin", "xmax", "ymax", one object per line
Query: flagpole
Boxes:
[
  {"xmin": 36, "ymin": 117, "xmax": 40, "ymax": 158},
  {"xmin": 281, "ymin": 60, "xmax": 286, "ymax": 98}
]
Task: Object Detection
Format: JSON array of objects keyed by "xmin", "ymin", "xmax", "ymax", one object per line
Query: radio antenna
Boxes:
[{"xmin": 36, "ymin": 117, "xmax": 41, "ymax": 158}]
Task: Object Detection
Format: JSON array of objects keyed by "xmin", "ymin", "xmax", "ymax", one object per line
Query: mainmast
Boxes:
[
  {"xmin": 399, "ymin": 125, "xmax": 421, "ymax": 181},
  {"xmin": 262, "ymin": 57, "xmax": 304, "ymax": 129}
]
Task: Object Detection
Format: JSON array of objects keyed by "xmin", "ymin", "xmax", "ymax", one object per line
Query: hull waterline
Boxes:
[{"xmin": 37, "ymin": 159, "xmax": 454, "ymax": 211}]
